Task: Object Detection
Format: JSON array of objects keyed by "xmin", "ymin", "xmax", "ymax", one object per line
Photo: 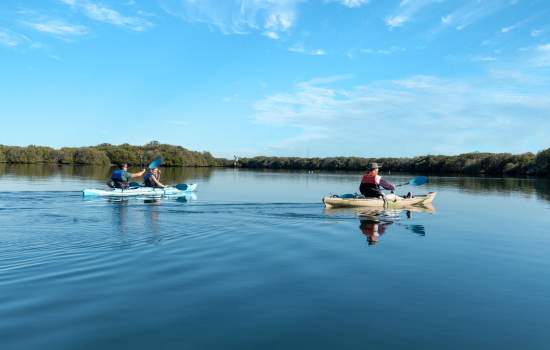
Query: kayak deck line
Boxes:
[
  {"xmin": 82, "ymin": 183, "xmax": 197, "ymax": 197},
  {"xmin": 322, "ymin": 192, "xmax": 437, "ymax": 208}
]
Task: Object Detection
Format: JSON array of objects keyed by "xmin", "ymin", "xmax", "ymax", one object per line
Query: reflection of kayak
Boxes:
[
  {"xmin": 324, "ymin": 204, "xmax": 436, "ymax": 216},
  {"xmin": 323, "ymin": 192, "xmax": 436, "ymax": 208},
  {"xmin": 83, "ymin": 184, "xmax": 197, "ymax": 197}
]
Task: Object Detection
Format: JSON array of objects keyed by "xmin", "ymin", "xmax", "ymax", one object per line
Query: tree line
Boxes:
[
  {"xmin": 1, "ymin": 142, "xmax": 549, "ymax": 176},
  {"xmin": 0, "ymin": 142, "xmax": 221, "ymax": 167},
  {"xmin": 231, "ymin": 148, "xmax": 550, "ymax": 177}
]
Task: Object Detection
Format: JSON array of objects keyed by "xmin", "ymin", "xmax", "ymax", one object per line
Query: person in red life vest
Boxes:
[{"xmin": 359, "ymin": 162, "xmax": 395, "ymax": 198}]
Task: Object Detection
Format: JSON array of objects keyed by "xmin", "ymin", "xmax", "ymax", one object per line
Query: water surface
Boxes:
[{"xmin": 1, "ymin": 165, "xmax": 549, "ymax": 349}]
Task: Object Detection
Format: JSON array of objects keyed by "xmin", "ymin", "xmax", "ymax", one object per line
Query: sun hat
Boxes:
[{"xmin": 367, "ymin": 162, "xmax": 382, "ymax": 170}]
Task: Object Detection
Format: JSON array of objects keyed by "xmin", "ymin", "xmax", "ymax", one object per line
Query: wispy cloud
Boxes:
[
  {"xmin": 530, "ymin": 43, "xmax": 550, "ymax": 67},
  {"xmin": 500, "ymin": 15, "xmax": 537, "ymax": 33},
  {"xmin": 263, "ymin": 31, "xmax": 279, "ymax": 40},
  {"xmin": 266, "ymin": 126, "xmax": 330, "ymax": 152},
  {"xmin": 24, "ymin": 20, "xmax": 88, "ymax": 38},
  {"xmin": 385, "ymin": 16, "xmax": 407, "ymax": 28},
  {"xmin": 288, "ymin": 43, "xmax": 326, "ymax": 55},
  {"xmin": 159, "ymin": 0, "xmax": 299, "ymax": 37},
  {"xmin": 0, "ymin": 28, "xmax": 30, "ymax": 48},
  {"xmin": 328, "ymin": 0, "xmax": 369, "ymax": 8},
  {"xmin": 439, "ymin": 1, "xmax": 510, "ymax": 31},
  {"xmin": 469, "ymin": 54, "xmax": 497, "ymax": 62},
  {"xmin": 385, "ymin": 0, "xmax": 435, "ymax": 29},
  {"xmin": 0, "ymin": 26, "xmax": 59, "ymax": 59},
  {"xmin": 61, "ymin": 0, "xmax": 152, "ymax": 31},
  {"xmin": 360, "ymin": 46, "xmax": 405, "ymax": 55},
  {"xmin": 254, "ymin": 73, "xmax": 550, "ymax": 155},
  {"xmin": 347, "ymin": 46, "xmax": 405, "ymax": 59}
]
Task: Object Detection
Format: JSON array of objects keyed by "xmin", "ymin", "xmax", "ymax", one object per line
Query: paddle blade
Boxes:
[
  {"xmin": 409, "ymin": 176, "xmax": 428, "ymax": 186},
  {"xmin": 148, "ymin": 156, "xmax": 162, "ymax": 169},
  {"xmin": 175, "ymin": 183, "xmax": 188, "ymax": 191}
]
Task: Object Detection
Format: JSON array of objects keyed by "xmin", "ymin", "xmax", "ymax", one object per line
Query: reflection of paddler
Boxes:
[
  {"xmin": 143, "ymin": 199, "xmax": 161, "ymax": 235},
  {"xmin": 359, "ymin": 219, "xmax": 393, "ymax": 245}
]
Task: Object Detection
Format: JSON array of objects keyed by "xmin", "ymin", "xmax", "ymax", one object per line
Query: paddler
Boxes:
[
  {"xmin": 359, "ymin": 162, "xmax": 395, "ymax": 198},
  {"xmin": 144, "ymin": 168, "xmax": 166, "ymax": 188},
  {"xmin": 108, "ymin": 163, "xmax": 146, "ymax": 189}
]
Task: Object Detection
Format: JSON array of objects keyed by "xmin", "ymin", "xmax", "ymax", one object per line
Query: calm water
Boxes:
[{"xmin": 1, "ymin": 165, "xmax": 549, "ymax": 349}]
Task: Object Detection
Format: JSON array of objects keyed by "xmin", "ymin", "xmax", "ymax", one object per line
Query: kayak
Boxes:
[
  {"xmin": 83, "ymin": 184, "xmax": 197, "ymax": 197},
  {"xmin": 323, "ymin": 192, "xmax": 436, "ymax": 208}
]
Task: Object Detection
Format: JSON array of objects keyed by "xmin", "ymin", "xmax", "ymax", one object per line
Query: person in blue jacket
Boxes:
[{"xmin": 108, "ymin": 163, "xmax": 146, "ymax": 189}]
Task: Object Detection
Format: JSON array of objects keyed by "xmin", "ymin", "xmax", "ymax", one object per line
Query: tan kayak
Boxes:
[{"xmin": 323, "ymin": 192, "xmax": 437, "ymax": 208}]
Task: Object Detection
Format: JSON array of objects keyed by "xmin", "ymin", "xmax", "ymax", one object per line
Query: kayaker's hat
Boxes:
[{"xmin": 368, "ymin": 162, "xmax": 381, "ymax": 170}]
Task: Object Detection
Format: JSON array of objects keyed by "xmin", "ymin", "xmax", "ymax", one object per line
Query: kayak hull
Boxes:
[
  {"xmin": 83, "ymin": 184, "xmax": 197, "ymax": 197},
  {"xmin": 323, "ymin": 192, "xmax": 436, "ymax": 208}
]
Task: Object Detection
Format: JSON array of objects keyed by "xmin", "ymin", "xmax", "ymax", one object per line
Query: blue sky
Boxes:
[{"xmin": 1, "ymin": 0, "xmax": 549, "ymax": 158}]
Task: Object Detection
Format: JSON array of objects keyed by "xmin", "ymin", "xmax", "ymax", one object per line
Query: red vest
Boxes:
[{"xmin": 361, "ymin": 171, "xmax": 378, "ymax": 184}]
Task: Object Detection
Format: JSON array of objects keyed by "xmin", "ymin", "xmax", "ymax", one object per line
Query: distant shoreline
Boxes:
[{"xmin": 1, "ymin": 143, "xmax": 549, "ymax": 177}]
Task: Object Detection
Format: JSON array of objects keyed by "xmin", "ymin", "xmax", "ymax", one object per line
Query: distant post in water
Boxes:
[{"xmin": 234, "ymin": 155, "xmax": 239, "ymax": 168}]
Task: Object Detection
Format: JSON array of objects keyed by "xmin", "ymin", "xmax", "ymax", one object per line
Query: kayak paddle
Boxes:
[
  {"xmin": 148, "ymin": 156, "xmax": 162, "ymax": 169},
  {"xmin": 175, "ymin": 183, "xmax": 189, "ymax": 191},
  {"xmin": 396, "ymin": 176, "xmax": 428, "ymax": 187},
  {"xmin": 130, "ymin": 182, "xmax": 190, "ymax": 190}
]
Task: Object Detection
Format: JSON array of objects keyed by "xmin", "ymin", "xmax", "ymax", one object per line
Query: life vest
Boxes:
[
  {"xmin": 360, "ymin": 171, "xmax": 382, "ymax": 198},
  {"xmin": 144, "ymin": 172, "xmax": 153, "ymax": 186},
  {"xmin": 361, "ymin": 171, "xmax": 379, "ymax": 185},
  {"xmin": 109, "ymin": 169, "xmax": 129, "ymax": 189},
  {"xmin": 111, "ymin": 169, "xmax": 126, "ymax": 182},
  {"xmin": 144, "ymin": 171, "xmax": 160, "ymax": 187}
]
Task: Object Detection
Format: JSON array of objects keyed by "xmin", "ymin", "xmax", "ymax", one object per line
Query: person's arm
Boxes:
[
  {"xmin": 130, "ymin": 169, "xmax": 146, "ymax": 178},
  {"xmin": 152, "ymin": 175, "xmax": 166, "ymax": 188},
  {"xmin": 379, "ymin": 177, "xmax": 395, "ymax": 191}
]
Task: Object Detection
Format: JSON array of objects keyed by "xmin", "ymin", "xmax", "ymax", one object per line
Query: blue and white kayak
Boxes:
[{"xmin": 83, "ymin": 184, "xmax": 197, "ymax": 197}]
